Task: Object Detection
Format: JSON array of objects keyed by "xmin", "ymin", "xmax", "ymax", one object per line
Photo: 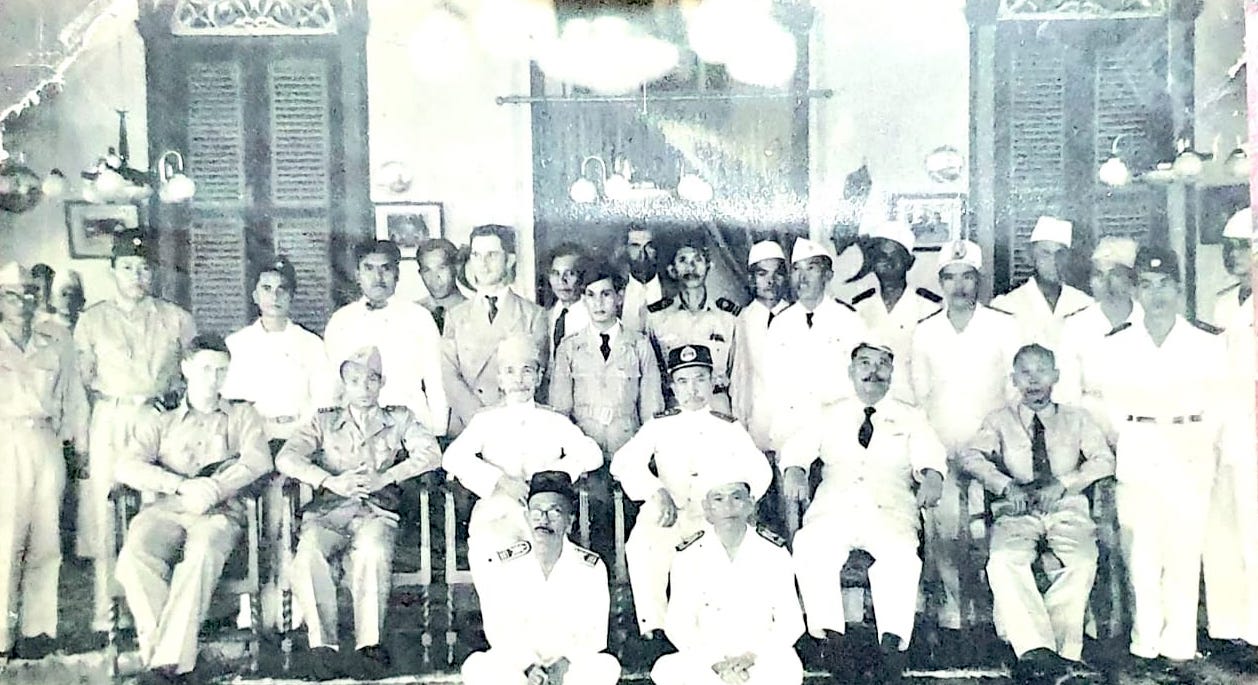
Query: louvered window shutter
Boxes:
[{"xmin": 188, "ymin": 213, "xmax": 249, "ymax": 334}]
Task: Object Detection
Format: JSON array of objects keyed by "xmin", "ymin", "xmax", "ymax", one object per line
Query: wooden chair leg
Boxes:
[
  {"xmin": 578, "ymin": 488, "xmax": 591, "ymax": 548},
  {"xmin": 613, "ymin": 488, "xmax": 627, "ymax": 582},
  {"xmin": 108, "ymin": 595, "xmax": 120, "ymax": 679},
  {"xmin": 280, "ymin": 587, "xmax": 293, "ymax": 673},
  {"xmin": 249, "ymin": 592, "xmax": 262, "ymax": 673}
]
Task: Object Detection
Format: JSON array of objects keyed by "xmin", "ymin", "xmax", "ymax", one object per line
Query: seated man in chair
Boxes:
[
  {"xmin": 114, "ymin": 334, "xmax": 272, "ymax": 685},
  {"xmin": 462, "ymin": 471, "xmax": 622, "ymax": 685},
  {"xmin": 276, "ymin": 345, "xmax": 442, "ymax": 680},
  {"xmin": 782, "ymin": 340, "xmax": 946, "ymax": 684},
  {"xmin": 958, "ymin": 343, "xmax": 1114, "ymax": 683}
]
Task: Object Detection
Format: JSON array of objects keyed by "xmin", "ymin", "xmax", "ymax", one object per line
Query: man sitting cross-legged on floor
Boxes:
[
  {"xmin": 275, "ymin": 345, "xmax": 442, "ymax": 680},
  {"xmin": 958, "ymin": 343, "xmax": 1114, "ymax": 683}
]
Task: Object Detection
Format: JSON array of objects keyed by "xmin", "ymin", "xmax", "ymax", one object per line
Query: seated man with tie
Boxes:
[
  {"xmin": 416, "ymin": 238, "xmax": 468, "ymax": 333},
  {"xmin": 783, "ymin": 340, "xmax": 945, "ymax": 684},
  {"xmin": 958, "ymin": 343, "xmax": 1114, "ymax": 683},
  {"xmin": 610, "ymin": 344, "xmax": 771, "ymax": 641},
  {"xmin": 462, "ymin": 471, "xmax": 622, "ymax": 685},
  {"xmin": 651, "ymin": 462, "xmax": 805, "ymax": 685},
  {"xmin": 444, "ymin": 335, "xmax": 602, "ymax": 578},
  {"xmin": 276, "ymin": 346, "xmax": 443, "ymax": 680}
]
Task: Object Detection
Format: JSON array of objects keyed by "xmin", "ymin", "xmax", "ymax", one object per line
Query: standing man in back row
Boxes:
[{"xmin": 991, "ymin": 216, "xmax": 1092, "ymax": 349}]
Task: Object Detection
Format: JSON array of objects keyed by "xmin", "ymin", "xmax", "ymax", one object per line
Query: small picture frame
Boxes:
[
  {"xmin": 889, "ymin": 192, "xmax": 968, "ymax": 251},
  {"xmin": 65, "ymin": 201, "xmax": 142, "ymax": 259},
  {"xmin": 374, "ymin": 202, "xmax": 444, "ymax": 259}
]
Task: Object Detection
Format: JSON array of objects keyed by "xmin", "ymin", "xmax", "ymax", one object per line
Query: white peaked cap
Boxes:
[
  {"xmin": 791, "ymin": 237, "xmax": 831, "ymax": 265},
  {"xmin": 692, "ymin": 450, "xmax": 773, "ymax": 501},
  {"xmin": 1091, "ymin": 236, "xmax": 1138, "ymax": 269},
  {"xmin": 937, "ymin": 239, "xmax": 983, "ymax": 272},
  {"xmin": 1030, "ymin": 216, "xmax": 1073, "ymax": 247},
  {"xmin": 1223, "ymin": 207, "xmax": 1253, "ymax": 241},
  {"xmin": 864, "ymin": 220, "xmax": 916, "ymax": 252},
  {"xmin": 747, "ymin": 240, "xmax": 786, "ymax": 266}
]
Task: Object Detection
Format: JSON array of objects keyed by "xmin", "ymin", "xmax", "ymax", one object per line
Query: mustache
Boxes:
[{"xmin": 860, "ymin": 373, "xmax": 890, "ymax": 383}]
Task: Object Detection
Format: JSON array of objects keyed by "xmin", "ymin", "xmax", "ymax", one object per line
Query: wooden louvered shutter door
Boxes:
[
  {"xmin": 185, "ymin": 60, "xmax": 250, "ymax": 334},
  {"xmin": 269, "ymin": 58, "xmax": 334, "ymax": 333}
]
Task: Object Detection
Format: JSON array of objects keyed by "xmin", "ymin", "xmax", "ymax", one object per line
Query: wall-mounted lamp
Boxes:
[
  {"xmin": 1099, "ymin": 136, "xmax": 1249, "ymax": 187},
  {"xmin": 157, "ymin": 151, "xmax": 196, "ymax": 204},
  {"xmin": 569, "ymin": 154, "xmax": 713, "ymax": 204}
]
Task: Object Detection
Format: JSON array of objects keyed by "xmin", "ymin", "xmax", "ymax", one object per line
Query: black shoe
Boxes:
[
  {"xmin": 932, "ymin": 627, "xmax": 964, "ymax": 669},
  {"xmin": 823, "ymin": 630, "xmax": 858, "ymax": 683},
  {"xmin": 352, "ymin": 644, "xmax": 391, "ymax": 681},
  {"xmin": 12, "ymin": 634, "xmax": 57, "ymax": 660},
  {"xmin": 879, "ymin": 633, "xmax": 908, "ymax": 684},
  {"xmin": 298, "ymin": 646, "xmax": 342, "ymax": 681}
]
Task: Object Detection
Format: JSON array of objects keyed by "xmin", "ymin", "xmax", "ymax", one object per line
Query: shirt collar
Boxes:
[
  {"xmin": 1017, "ymin": 402, "xmax": 1057, "ymax": 427},
  {"xmin": 591, "ymin": 321, "xmax": 622, "ymax": 344},
  {"xmin": 176, "ymin": 397, "xmax": 229, "ymax": 420}
]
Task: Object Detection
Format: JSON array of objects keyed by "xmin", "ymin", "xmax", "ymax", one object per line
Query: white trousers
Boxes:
[
  {"xmin": 623, "ymin": 501, "xmax": 704, "ymax": 634},
  {"xmin": 651, "ymin": 648, "xmax": 803, "ymax": 685},
  {"xmin": 1204, "ymin": 460, "xmax": 1258, "ymax": 645},
  {"xmin": 0, "ymin": 421, "xmax": 64, "ymax": 651},
  {"xmin": 115, "ymin": 503, "xmax": 240, "ymax": 674},
  {"xmin": 793, "ymin": 511, "xmax": 920, "ymax": 647},
  {"xmin": 986, "ymin": 499, "xmax": 1097, "ymax": 660},
  {"xmin": 289, "ymin": 504, "xmax": 396, "ymax": 650},
  {"xmin": 461, "ymin": 650, "xmax": 621, "ymax": 685}
]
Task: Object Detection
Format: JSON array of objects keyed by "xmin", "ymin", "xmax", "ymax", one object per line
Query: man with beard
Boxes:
[
  {"xmin": 730, "ymin": 240, "xmax": 791, "ymax": 452},
  {"xmin": 784, "ymin": 341, "xmax": 945, "ymax": 684},
  {"xmin": 645, "ymin": 234, "xmax": 739, "ymax": 414},
  {"xmin": 611, "ymin": 344, "xmax": 770, "ymax": 641},
  {"xmin": 991, "ymin": 217, "xmax": 1093, "ymax": 349},
  {"xmin": 545, "ymin": 243, "xmax": 590, "ymax": 360},
  {"xmin": 443, "ymin": 224, "xmax": 548, "ymax": 435},
  {"xmin": 416, "ymin": 238, "xmax": 467, "ymax": 334},
  {"xmin": 959, "ymin": 344, "xmax": 1113, "ymax": 683},
  {"xmin": 1094, "ymin": 245, "xmax": 1227, "ymax": 676},
  {"xmin": 765, "ymin": 238, "xmax": 868, "ymax": 450},
  {"xmin": 325, "ymin": 240, "xmax": 447, "ymax": 436},
  {"xmin": 911, "ymin": 239, "xmax": 1021, "ymax": 656},
  {"xmin": 75, "ymin": 229, "xmax": 196, "ymax": 641},
  {"xmin": 462, "ymin": 471, "xmax": 622, "ymax": 685},
  {"xmin": 47, "ymin": 269, "xmax": 85, "ymax": 331},
  {"xmin": 849, "ymin": 221, "xmax": 941, "ymax": 404},
  {"xmin": 0, "ymin": 262, "xmax": 87, "ymax": 660},
  {"xmin": 277, "ymin": 346, "xmax": 442, "ymax": 680},
  {"xmin": 621, "ymin": 225, "xmax": 663, "ymax": 334},
  {"xmin": 651, "ymin": 466, "xmax": 805, "ymax": 685},
  {"xmin": 1202, "ymin": 207, "xmax": 1258, "ymax": 666}
]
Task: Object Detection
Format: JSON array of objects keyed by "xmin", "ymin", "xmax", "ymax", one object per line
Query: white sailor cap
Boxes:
[
  {"xmin": 864, "ymin": 220, "xmax": 916, "ymax": 252},
  {"xmin": 1223, "ymin": 207, "xmax": 1253, "ymax": 241},
  {"xmin": 937, "ymin": 239, "xmax": 983, "ymax": 272},
  {"xmin": 1030, "ymin": 216, "xmax": 1073, "ymax": 247},
  {"xmin": 747, "ymin": 240, "xmax": 786, "ymax": 266},
  {"xmin": 692, "ymin": 450, "xmax": 773, "ymax": 501},
  {"xmin": 791, "ymin": 237, "xmax": 831, "ymax": 265},
  {"xmin": 1091, "ymin": 236, "xmax": 1138, "ymax": 269}
]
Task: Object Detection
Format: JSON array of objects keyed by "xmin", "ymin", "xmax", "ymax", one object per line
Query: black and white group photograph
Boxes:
[{"xmin": 0, "ymin": 0, "xmax": 1253, "ymax": 683}]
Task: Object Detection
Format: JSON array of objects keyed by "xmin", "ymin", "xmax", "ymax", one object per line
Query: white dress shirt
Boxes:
[
  {"xmin": 1054, "ymin": 301, "xmax": 1143, "ymax": 437},
  {"xmin": 222, "ymin": 319, "xmax": 335, "ymax": 440},
  {"xmin": 324, "ymin": 296, "xmax": 448, "ymax": 435},
  {"xmin": 730, "ymin": 299, "xmax": 791, "ymax": 450},
  {"xmin": 623, "ymin": 275, "xmax": 662, "ymax": 333},
  {"xmin": 851, "ymin": 285, "xmax": 942, "ymax": 404},
  {"xmin": 990, "ymin": 277, "xmax": 1093, "ymax": 350},
  {"xmin": 549, "ymin": 299, "xmax": 591, "ymax": 355}
]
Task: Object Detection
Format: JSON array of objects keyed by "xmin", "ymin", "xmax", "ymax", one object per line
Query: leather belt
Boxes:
[{"xmin": 1126, "ymin": 414, "xmax": 1203, "ymax": 425}]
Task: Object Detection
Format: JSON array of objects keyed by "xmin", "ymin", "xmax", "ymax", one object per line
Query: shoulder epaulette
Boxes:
[
  {"xmin": 536, "ymin": 402, "xmax": 556, "ymax": 412},
  {"xmin": 851, "ymin": 288, "xmax": 876, "ymax": 305},
  {"xmin": 573, "ymin": 544, "xmax": 601, "ymax": 567},
  {"xmin": 1190, "ymin": 319, "xmax": 1223, "ymax": 335},
  {"xmin": 1219, "ymin": 282, "xmax": 1241, "ymax": 296},
  {"xmin": 917, "ymin": 309, "xmax": 943, "ymax": 324},
  {"xmin": 833, "ymin": 298, "xmax": 856, "ymax": 311},
  {"xmin": 81, "ymin": 300, "xmax": 105, "ymax": 313},
  {"xmin": 915, "ymin": 287, "xmax": 943, "ymax": 304},
  {"xmin": 318, "ymin": 406, "xmax": 338, "ymax": 413},
  {"xmin": 653, "ymin": 407, "xmax": 681, "ymax": 419},
  {"xmin": 148, "ymin": 397, "xmax": 167, "ymax": 411},
  {"xmin": 986, "ymin": 305, "xmax": 1014, "ymax": 316},
  {"xmin": 715, "ymin": 297, "xmax": 741, "ymax": 316},
  {"xmin": 676, "ymin": 530, "xmax": 704, "ymax": 551},
  {"xmin": 756, "ymin": 525, "xmax": 787, "ymax": 547},
  {"xmin": 710, "ymin": 410, "xmax": 738, "ymax": 423},
  {"xmin": 646, "ymin": 297, "xmax": 673, "ymax": 313},
  {"xmin": 495, "ymin": 540, "xmax": 532, "ymax": 562},
  {"xmin": 383, "ymin": 405, "xmax": 406, "ymax": 412},
  {"xmin": 1063, "ymin": 305, "xmax": 1090, "ymax": 320},
  {"xmin": 1104, "ymin": 322, "xmax": 1132, "ymax": 337}
]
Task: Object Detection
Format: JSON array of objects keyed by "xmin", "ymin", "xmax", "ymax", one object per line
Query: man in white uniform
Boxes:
[
  {"xmin": 1095, "ymin": 245, "xmax": 1227, "ymax": 674},
  {"xmin": 324, "ymin": 240, "xmax": 447, "ymax": 435},
  {"xmin": 462, "ymin": 471, "xmax": 622, "ymax": 685},
  {"xmin": 911, "ymin": 240, "xmax": 1021, "ymax": 646},
  {"xmin": 991, "ymin": 216, "xmax": 1093, "ymax": 349},
  {"xmin": 610, "ymin": 344, "xmax": 771, "ymax": 639},
  {"xmin": 730, "ymin": 240, "xmax": 791, "ymax": 452},
  {"xmin": 651, "ymin": 465, "xmax": 805, "ymax": 685},
  {"xmin": 848, "ymin": 221, "xmax": 942, "ymax": 403},
  {"xmin": 765, "ymin": 238, "xmax": 868, "ymax": 449},
  {"xmin": 783, "ymin": 340, "xmax": 945, "ymax": 684}
]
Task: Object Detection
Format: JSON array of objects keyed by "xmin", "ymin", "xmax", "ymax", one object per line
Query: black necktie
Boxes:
[
  {"xmin": 766, "ymin": 310, "xmax": 777, "ymax": 328},
  {"xmin": 487, "ymin": 296, "xmax": 499, "ymax": 324},
  {"xmin": 554, "ymin": 307, "xmax": 568, "ymax": 351},
  {"xmin": 1031, "ymin": 414, "xmax": 1051, "ymax": 484},
  {"xmin": 805, "ymin": 312, "xmax": 814, "ymax": 329},
  {"xmin": 599, "ymin": 333, "xmax": 611, "ymax": 361},
  {"xmin": 858, "ymin": 406, "xmax": 875, "ymax": 448},
  {"xmin": 365, "ymin": 299, "xmax": 387, "ymax": 311},
  {"xmin": 432, "ymin": 305, "xmax": 445, "ymax": 333}
]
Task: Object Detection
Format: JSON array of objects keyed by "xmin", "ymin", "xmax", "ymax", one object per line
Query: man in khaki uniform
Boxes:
[
  {"xmin": 75, "ymin": 229, "xmax": 196, "ymax": 637},
  {"xmin": 276, "ymin": 346, "xmax": 442, "ymax": 680},
  {"xmin": 113, "ymin": 334, "xmax": 271, "ymax": 684},
  {"xmin": 0, "ymin": 262, "xmax": 88, "ymax": 660}
]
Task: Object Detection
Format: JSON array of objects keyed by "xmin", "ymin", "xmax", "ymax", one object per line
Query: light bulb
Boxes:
[
  {"xmin": 1226, "ymin": 148, "xmax": 1250, "ymax": 178},
  {"xmin": 1098, "ymin": 157, "xmax": 1131, "ymax": 187},
  {"xmin": 41, "ymin": 170, "xmax": 67, "ymax": 199},
  {"xmin": 1172, "ymin": 149, "xmax": 1203, "ymax": 178},
  {"xmin": 604, "ymin": 174, "xmax": 631, "ymax": 201},
  {"xmin": 569, "ymin": 178, "xmax": 597, "ymax": 203},
  {"xmin": 677, "ymin": 174, "xmax": 713, "ymax": 202}
]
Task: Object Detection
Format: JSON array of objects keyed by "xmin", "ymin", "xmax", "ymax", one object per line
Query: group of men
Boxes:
[{"xmin": 0, "ymin": 205, "xmax": 1252, "ymax": 685}]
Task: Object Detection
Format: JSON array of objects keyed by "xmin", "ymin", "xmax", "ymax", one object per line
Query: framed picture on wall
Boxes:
[
  {"xmin": 374, "ymin": 202, "xmax": 444, "ymax": 259},
  {"xmin": 65, "ymin": 201, "xmax": 142, "ymax": 259},
  {"xmin": 888, "ymin": 192, "xmax": 968, "ymax": 251}
]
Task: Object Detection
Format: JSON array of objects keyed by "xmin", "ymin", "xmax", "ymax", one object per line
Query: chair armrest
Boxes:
[{"xmin": 108, "ymin": 485, "xmax": 142, "ymax": 555}]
